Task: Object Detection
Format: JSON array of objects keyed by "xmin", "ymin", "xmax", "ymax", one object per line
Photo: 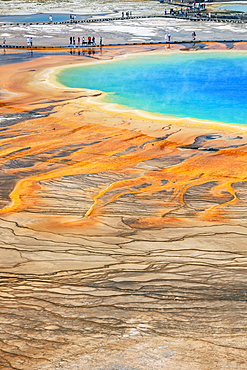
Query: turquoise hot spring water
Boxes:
[{"xmin": 58, "ymin": 52, "xmax": 247, "ymax": 126}]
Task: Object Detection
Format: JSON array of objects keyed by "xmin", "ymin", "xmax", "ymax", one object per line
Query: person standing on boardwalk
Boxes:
[
  {"xmin": 192, "ymin": 31, "xmax": 196, "ymax": 40},
  {"xmin": 99, "ymin": 37, "xmax": 103, "ymax": 46},
  {"xmin": 73, "ymin": 36, "xmax": 75, "ymax": 45},
  {"xmin": 2, "ymin": 37, "xmax": 6, "ymax": 46},
  {"xmin": 30, "ymin": 37, "xmax": 33, "ymax": 47},
  {"xmin": 70, "ymin": 36, "xmax": 72, "ymax": 45},
  {"xmin": 167, "ymin": 33, "xmax": 171, "ymax": 42},
  {"xmin": 26, "ymin": 37, "xmax": 30, "ymax": 47},
  {"xmin": 78, "ymin": 37, "xmax": 80, "ymax": 45}
]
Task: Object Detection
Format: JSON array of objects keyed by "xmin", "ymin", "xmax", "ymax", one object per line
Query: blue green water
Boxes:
[
  {"xmin": 220, "ymin": 4, "xmax": 247, "ymax": 12},
  {"xmin": 58, "ymin": 52, "xmax": 247, "ymax": 125}
]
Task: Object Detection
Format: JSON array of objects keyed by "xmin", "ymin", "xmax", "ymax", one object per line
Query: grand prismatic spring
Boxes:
[
  {"xmin": 0, "ymin": 1, "xmax": 247, "ymax": 368},
  {"xmin": 58, "ymin": 52, "xmax": 247, "ymax": 125}
]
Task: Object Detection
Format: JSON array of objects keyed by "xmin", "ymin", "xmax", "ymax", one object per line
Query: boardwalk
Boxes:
[
  {"xmin": 0, "ymin": 12, "xmax": 247, "ymax": 28},
  {"xmin": 1, "ymin": 39, "xmax": 247, "ymax": 50}
]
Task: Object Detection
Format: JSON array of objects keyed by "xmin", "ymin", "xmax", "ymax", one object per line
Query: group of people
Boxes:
[
  {"xmin": 48, "ymin": 14, "xmax": 76, "ymax": 22},
  {"xmin": 166, "ymin": 8, "xmax": 190, "ymax": 16},
  {"xmin": 70, "ymin": 14, "xmax": 77, "ymax": 22},
  {"xmin": 164, "ymin": 31, "xmax": 196, "ymax": 42},
  {"xmin": 121, "ymin": 11, "xmax": 132, "ymax": 18},
  {"xmin": 164, "ymin": 2, "xmax": 206, "ymax": 17},
  {"xmin": 69, "ymin": 36, "xmax": 102, "ymax": 46},
  {"xmin": 166, "ymin": 7, "xmax": 215, "ymax": 20},
  {"xmin": 2, "ymin": 37, "xmax": 33, "ymax": 47},
  {"xmin": 165, "ymin": 32, "xmax": 172, "ymax": 41}
]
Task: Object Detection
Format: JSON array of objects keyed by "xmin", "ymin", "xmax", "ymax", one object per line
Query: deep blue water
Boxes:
[{"xmin": 58, "ymin": 52, "xmax": 247, "ymax": 125}]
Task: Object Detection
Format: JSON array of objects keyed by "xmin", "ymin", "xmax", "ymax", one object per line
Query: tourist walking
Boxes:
[
  {"xmin": 26, "ymin": 37, "xmax": 30, "ymax": 47},
  {"xmin": 73, "ymin": 36, "xmax": 75, "ymax": 45},
  {"xmin": 92, "ymin": 36, "xmax": 95, "ymax": 45},
  {"xmin": 2, "ymin": 37, "xmax": 6, "ymax": 46},
  {"xmin": 192, "ymin": 31, "xmax": 196, "ymax": 40},
  {"xmin": 99, "ymin": 37, "xmax": 103, "ymax": 46},
  {"xmin": 70, "ymin": 36, "xmax": 72, "ymax": 45},
  {"xmin": 78, "ymin": 37, "xmax": 80, "ymax": 45},
  {"xmin": 30, "ymin": 37, "xmax": 33, "ymax": 47},
  {"xmin": 167, "ymin": 33, "xmax": 171, "ymax": 42}
]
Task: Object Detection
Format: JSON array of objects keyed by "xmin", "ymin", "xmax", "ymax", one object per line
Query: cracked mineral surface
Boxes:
[{"xmin": 0, "ymin": 37, "xmax": 247, "ymax": 369}]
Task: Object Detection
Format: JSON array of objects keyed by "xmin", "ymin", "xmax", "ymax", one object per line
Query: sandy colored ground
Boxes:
[{"xmin": 0, "ymin": 43, "xmax": 247, "ymax": 369}]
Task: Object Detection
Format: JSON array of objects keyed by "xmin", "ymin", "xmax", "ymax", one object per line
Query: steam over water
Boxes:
[{"xmin": 59, "ymin": 51, "xmax": 247, "ymax": 125}]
